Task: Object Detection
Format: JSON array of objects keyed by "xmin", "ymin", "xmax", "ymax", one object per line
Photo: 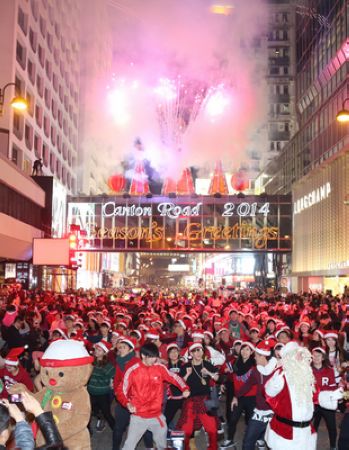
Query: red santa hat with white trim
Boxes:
[
  {"xmin": 191, "ymin": 330, "xmax": 205, "ymax": 340},
  {"xmin": 145, "ymin": 329, "xmax": 161, "ymax": 340},
  {"xmin": 188, "ymin": 342, "xmax": 203, "ymax": 352},
  {"xmin": 95, "ymin": 339, "xmax": 112, "ymax": 353},
  {"xmin": 255, "ymin": 340, "xmax": 273, "ymax": 356},
  {"xmin": 312, "ymin": 346, "xmax": 326, "ymax": 355},
  {"xmin": 40, "ymin": 339, "xmax": 94, "ymax": 368},
  {"xmin": 324, "ymin": 331, "xmax": 338, "ymax": 340},
  {"xmin": 4, "ymin": 346, "xmax": 27, "ymax": 366},
  {"xmin": 119, "ymin": 337, "xmax": 137, "ymax": 350}
]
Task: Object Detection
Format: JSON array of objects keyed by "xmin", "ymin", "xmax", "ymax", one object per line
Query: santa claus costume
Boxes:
[{"xmin": 264, "ymin": 342, "xmax": 316, "ymax": 450}]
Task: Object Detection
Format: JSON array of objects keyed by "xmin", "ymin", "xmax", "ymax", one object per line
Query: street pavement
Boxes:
[{"xmin": 90, "ymin": 398, "xmax": 340, "ymax": 449}]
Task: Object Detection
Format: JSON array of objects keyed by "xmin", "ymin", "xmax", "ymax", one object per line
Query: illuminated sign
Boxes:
[
  {"xmin": 67, "ymin": 195, "xmax": 291, "ymax": 253},
  {"xmin": 293, "ymin": 182, "xmax": 331, "ymax": 215},
  {"xmin": 103, "ymin": 201, "xmax": 270, "ymax": 218}
]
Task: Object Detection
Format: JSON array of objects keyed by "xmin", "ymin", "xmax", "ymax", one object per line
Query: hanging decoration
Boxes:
[
  {"xmin": 208, "ymin": 160, "xmax": 229, "ymax": 195},
  {"xmin": 176, "ymin": 168, "xmax": 195, "ymax": 195},
  {"xmin": 129, "ymin": 160, "xmax": 150, "ymax": 196},
  {"xmin": 107, "ymin": 174, "xmax": 126, "ymax": 193},
  {"xmin": 231, "ymin": 170, "xmax": 249, "ymax": 192}
]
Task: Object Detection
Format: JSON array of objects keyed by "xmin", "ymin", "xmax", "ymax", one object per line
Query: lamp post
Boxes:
[
  {"xmin": 336, "ymin": 98, "xmax": 349, "ymax": 123},
  {"xmin": 0, "ymin": 82, "xmax": 28, "ymax": 116}
]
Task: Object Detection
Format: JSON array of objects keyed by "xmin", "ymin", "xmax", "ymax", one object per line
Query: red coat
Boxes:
[
  {"xmin": 264, "ymin": 367, "xmax": 316, "ymax": 449},
  {"xmin": 113, "ymin": 355, "xmax": 140, "ymax": 394},
  {"xmin": 116, "ymin": 361, "xmax": 188, "ymax": 418}
]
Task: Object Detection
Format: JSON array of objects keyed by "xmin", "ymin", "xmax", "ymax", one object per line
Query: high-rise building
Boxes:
[
  {"xmin": 0, "ymin": 0, "xmax": 81, "ymax": 272},
  {"xmin": 0, "ymin": 0, "xmax": 80, "ymax": 192},
  {"xmin": 265, "ymin": 0, "xmax": 297, "ymax": 164},
  {"xmin": 77, "ymin": 0, "xmax": 113, "ymax": 195},
  {"xmin": 258, "ymin": 0, "xmax": 349, "ymax": 292}
]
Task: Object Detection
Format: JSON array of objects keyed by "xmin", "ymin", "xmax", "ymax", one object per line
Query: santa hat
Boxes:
[
  {"xmin": 145, "ymin": 329, "xmax": 160, "ymax": 340},
  {"xmin": 176, "ymin": 319, "xmax": 186, "ymax": 330},
  {"xmin": 64, "ymin": 315, "xmax": 75, "ymax": 321},
  {"xmin": 249, "ymin": 325, "xmax": 260, "ymax": 334},
  {"xmin": 100, "ymin": 320, "xmax": 111, "ymax": 329},
  {"xmin": 274, "ymin": 342, "xmax": 285, "ymax": 350},
  {"xmin": 324, "ymin": 331, "xmax": 338, "ymax": 340},
  {"xmin": 312, "ymin": 347, "xmax": 326, "ymax": 355},
  {"xmin": 4, "ymin": 346, "xmax": 27, "ymax": 366},
  {"xmin": 167, "ymin": 343, "xmax": 179, "ymax": 352},
  {"xmin": 41, "ymin": 339, "xmax": 94, "ymax": 367},
  {"xmin": 189, "ymin": 342, "xmax": 203, "ymax": 352},
  {"xmin": 313, "ymin": 329, "xmax": 324, "ymax": 338},
  {"xmin": 95, "ymin": 339, "xmax": 112, "ymax": 353},
  {"xmin": 204, "ymin": 330, "xmax": 214, "ymax": 340},
  {"xmin": 275, "ymin": 325, "xmax": 291, "ymax": 339},
  {"xmin": 117, "ymin": 321, "xmax": 128, "ymax": 329},
  {"xmin": 241, "ymin": 341, "xmax": 255, "ymax": 352},
  {"xmin": 50, "ymin": 328, "xmax": 68, "ymax": 340},
  {"xmin": 191, "ymin": 330, "xmax": 205, "ymax": 340},
  {"xmin": 130, "ymin": 330, "xmax": 142, "ymax": 340},
  {"xmin": 255, "ymin": 340, "xmax": 273, "ymax": 356},
  {"xmin": 279, "ymin": 341, "xmax": 299, "ymax": 358},
  {"xmin": 217, "ymin": 327, "xmax": 229, "ymax": 335},
  {"xmin": 233, "ymin": 339, "xmax": 242, "ymax": 346},
  {"xmin": 119, "ymin": 337, "xmax": 136, "ymax": 350},
  {"xmin": 299, "ymin": 318, "xmax": 311, "ymax": 328}
]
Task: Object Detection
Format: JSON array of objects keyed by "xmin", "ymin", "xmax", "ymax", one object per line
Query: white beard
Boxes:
[{"xmin": 282, "ymin": 347, "xmax": 314, "ymax": 406}]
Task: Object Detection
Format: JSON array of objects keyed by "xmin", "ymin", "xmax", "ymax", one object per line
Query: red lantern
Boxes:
[
  {"xmin": 108, "ymin": 174, "xmax": 126, "ymax": 193},
  {"xmin": 231, "ymin": 171, "xmax": 249, "ymax": 192}
]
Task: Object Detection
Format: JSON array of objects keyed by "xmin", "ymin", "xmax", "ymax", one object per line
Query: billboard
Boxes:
[
  {"xmin": 33, "ymin": 238, "xmax": 70, "ymax": 265},
  {"xmin": 67, "ymin": 195, "xmax": 292, "ymax": 253}
]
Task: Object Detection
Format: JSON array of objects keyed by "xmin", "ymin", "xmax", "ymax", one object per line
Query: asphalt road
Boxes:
[{"xmin": 90, "ymin": 398, "xmax": 340, "ymax": 449}]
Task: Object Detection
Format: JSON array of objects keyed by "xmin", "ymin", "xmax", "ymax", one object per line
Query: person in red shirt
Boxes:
[
  {"xmin": 311, "ymin": 347, "xmax": 339, "ymax": 449},
  {"xmin": 117, "ymin": 343, "xmax": 190, "ymax": 450},
  {"xmin": 0, "ymin": 347, "xmax": 34, "ymax": 399}
]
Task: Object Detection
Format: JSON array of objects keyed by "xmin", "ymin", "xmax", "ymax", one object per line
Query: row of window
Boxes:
[
  {"xmin": 267, "ymin": 29, "xmax": 289, "ymax": 42},
  {"xmin": 269, "ymin": 66, "xmax": 290, "ymax": 76},
  {"xmin": 18, "ymin": 36, "xmax": 79, "ymax": 110}
]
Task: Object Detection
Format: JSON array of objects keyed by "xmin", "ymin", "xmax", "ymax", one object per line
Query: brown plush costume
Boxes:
[{"xmin": 11, "ymin": 340, "xmax": 93, "ymax": 450}]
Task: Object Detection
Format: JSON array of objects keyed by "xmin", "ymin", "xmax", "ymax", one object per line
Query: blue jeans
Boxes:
[{"xmin": 242, "ymin": 418, "xmax": 267, "ymax": 450}]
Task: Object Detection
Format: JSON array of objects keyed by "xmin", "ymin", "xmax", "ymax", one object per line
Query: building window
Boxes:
[
  {"xmin": 18, "ymin": 7, "xmax": 28, "ymax": 35},
  {"xmin": 38, "ymin": 45, "xmax": 45, "ymax": 67},
  {"xmin": 47, "ymin": 32, "xmax": 53, "ymax": 52},
  {"xmin": 29, "ymin": 28, "xmax": 37, "ymax": 52},
  {"xmin": 15, "ymin": 74, "xmax": 25, "ymax": 96},
  {"xmin": 30, "ymin": 0, "xmax": 39, "ymax": 21},
  {"xmin": 39, "ymin": 16, "xmax": 46, "ymax": 37},
  {"xmin": 36, "ymin": 74, "xmax": 44, "ymax": 97},
  {"xmin": 34, "ymin": 134, "xmax": 42, "ymax": 158},
  {"xmin": 283, "ymin": 66, "xmax": 289, "ymax": 75},
  {"xmin": 44, "ymin": 116, "xmax": 50, "ymax": 137},
  {"xmin": 26, "ymin": 91, "xmax": 34, "ymax": 116},
  {"xmin": 49, "ymin": 152, "xmax": 55, "ymax": 173},
  {"xmin": 16, "ymin": 41, "xmax": 26, "ymax": 70},
  {"xmin": 13, "ymin": 112, "xmax": 24, "ymax": 140},
  {"xmin": 51, "ymin": 126, "xmax": 56, "ymax": 145},
  {"xmin": 25, "ymin": 123, "xmax": 33, "ymax": 150},
  {"xmin": 42, "ymin": 143, "xmax": 49, "ymax": 166},
  {"xmin": 27, "ymin": 59, "xmax": 36, "ymax": 85},
  {"xmin": 45, "ymin": 60, "xmax": 52, "ymax": 80},
  {"xmin": 35, "ymin": 104, "xmax": 43, "ymax": 127},
  {"xmin": 52, "ymin": 73, "xmax": 59, "ymax": 91},
  {"xmin": 270, "ymin": 67, "xmax": 279, "ymax": 75},
  {"xmin": 44, "ymin": 87, "xmax": 51, "ymax": 108}
]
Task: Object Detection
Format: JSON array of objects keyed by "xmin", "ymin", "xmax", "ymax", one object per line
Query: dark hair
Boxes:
[
  {"xmin": 0, "ymin": 404, "xmax": 10, "ymax": 434},
  {"xmin": 140, "ymin": 343, "xmax": 159, "ymax": 358}
]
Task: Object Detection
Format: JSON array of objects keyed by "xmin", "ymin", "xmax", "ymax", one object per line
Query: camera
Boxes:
[{"xmin": 10, "ymin": 394, "xmax": 22, "ymax": 403}]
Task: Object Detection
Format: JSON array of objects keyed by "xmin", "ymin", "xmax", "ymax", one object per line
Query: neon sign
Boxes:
[{"xmin": 103, "ymin": 201, "xmax": 270, "ymax": 218}]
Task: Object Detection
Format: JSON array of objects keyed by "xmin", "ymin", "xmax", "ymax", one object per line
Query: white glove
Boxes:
[
  {"xmin": 265, "ymin": 370, "xmax": 285, "ymax": 397},
  {"xmin": 318, "ymin": 388, "xmax": 343, "ymax": 410}
]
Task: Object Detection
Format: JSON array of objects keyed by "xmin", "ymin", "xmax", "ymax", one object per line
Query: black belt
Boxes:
[{"xmin": 275, "ymin": 415, "xmax": 311, "ymax": 428}]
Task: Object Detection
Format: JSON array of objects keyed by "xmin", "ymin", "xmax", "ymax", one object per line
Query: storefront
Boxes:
[{"xmin": 292, "ymin": 152, "xmax": 349, "ymax": 294}]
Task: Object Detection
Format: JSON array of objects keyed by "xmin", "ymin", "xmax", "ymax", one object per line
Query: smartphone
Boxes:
[{"xmin": 10, "ymin": 394, "xmax": 22, "ymax": 403}]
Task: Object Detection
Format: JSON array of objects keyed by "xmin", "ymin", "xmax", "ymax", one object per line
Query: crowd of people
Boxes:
[{"xmin": 0, "ymin": 283, "xmax": 348, "ymax": 450}]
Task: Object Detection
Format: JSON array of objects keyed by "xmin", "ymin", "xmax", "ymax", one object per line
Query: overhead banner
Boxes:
[{"xmin": 67, "ymin": 195, "xmax": 292, "ymax": 252}]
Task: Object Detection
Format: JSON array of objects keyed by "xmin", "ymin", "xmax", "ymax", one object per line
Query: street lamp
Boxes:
[
  {"xmin": 336, "ymin": 98, "xmax": 349, "ymax": 123},
  {"xmin": 0, "ymin": 82, "xmax": 28, "ymax": 116}
]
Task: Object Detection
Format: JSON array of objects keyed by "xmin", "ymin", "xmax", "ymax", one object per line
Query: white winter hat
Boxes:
[{"xmin": 41, "ymin": 339, "xmax": 94, "ymax": 368}]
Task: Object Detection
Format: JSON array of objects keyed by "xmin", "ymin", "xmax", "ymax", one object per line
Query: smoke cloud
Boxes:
[{"xmin": 80, "ymin": 0, "xmax": 269, "ymax": 186}]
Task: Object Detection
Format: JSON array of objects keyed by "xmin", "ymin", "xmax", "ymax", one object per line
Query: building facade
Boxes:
[
  {"xmin": 259, "ymin": 0, "xmax": 349, "ymax": 292},
  {"xmin": 0, "ymin": 0, "xmax": 80, "ymax": 192}
]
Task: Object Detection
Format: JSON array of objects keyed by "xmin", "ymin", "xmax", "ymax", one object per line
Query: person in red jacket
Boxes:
[
  {"xmin": 311, "ymin": 347, "xmax": 339, "ymax": 450},
  {"xmin": 112, "ymin": 337, "xmax": 153, "ymax": 450},
  {"xmin": 117, "ymin": 342, "xmax": 190, "ymax": 450},
  {"xmin": 0, "ymin": 347, "xmax": 34, "ymax": 399}
]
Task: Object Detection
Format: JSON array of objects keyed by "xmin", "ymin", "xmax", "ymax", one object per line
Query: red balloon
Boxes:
[
  {"xmin": 108, "ymin": 174, "xmax": 126, "ymax": 193},
  {"xmin": 231, "ymin": 171, "xmax": 249, "ymax": 192}
]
